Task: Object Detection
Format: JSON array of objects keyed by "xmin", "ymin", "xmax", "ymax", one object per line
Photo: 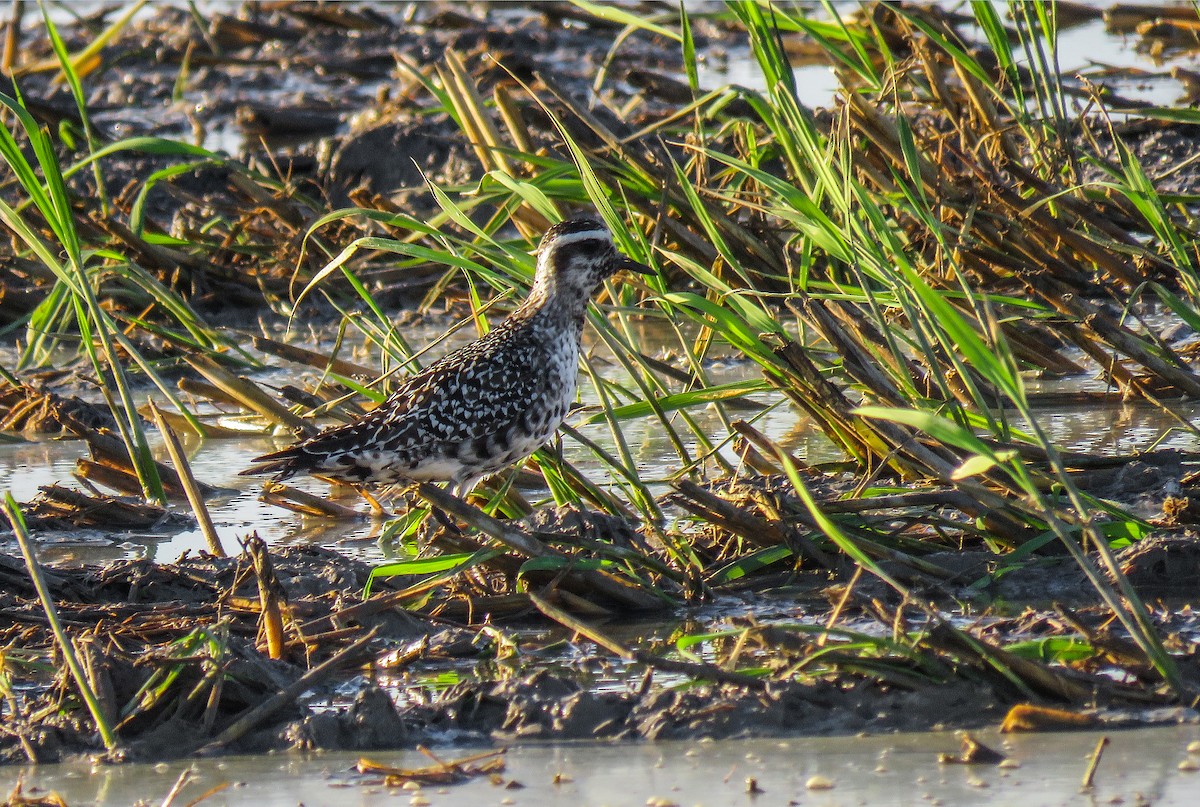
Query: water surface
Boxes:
[{"xmin": 5, "ymin": 726, "xmax": 1200, "ymax": 807}]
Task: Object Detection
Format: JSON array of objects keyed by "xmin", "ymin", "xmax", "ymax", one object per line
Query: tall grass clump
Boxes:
[
  {"xmin": 0, "ymin": 11, "xmax": 285, "ymax": 469},
  {"xmin": 272, "ymin": 0, "xmax": 1200, "ymax": 692},
  {"xmin": 708, "ymin": 0, "xmax": 1187, "ymax": 690},
  {"xmin": 0, "ymin": 20, "xmax": 167, "ymax": 500}
]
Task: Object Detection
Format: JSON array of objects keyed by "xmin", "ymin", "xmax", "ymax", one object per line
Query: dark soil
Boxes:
[
  {"xmin": 3, "ymin": 528, "xmax": 1200, "ymax": 765},
  {"xmin": 1, "ymin": 1, "xmax": 743, "ymax": 320}
]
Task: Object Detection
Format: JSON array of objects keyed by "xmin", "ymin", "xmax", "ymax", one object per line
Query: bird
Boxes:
[{"xmin": 241, "ymin": 216, "xmax": 652, "ymax": 499}]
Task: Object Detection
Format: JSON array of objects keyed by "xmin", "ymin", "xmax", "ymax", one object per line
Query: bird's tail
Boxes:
[{"xmin": 239, "ymin": 446, "xmax": 307, "ymax": 480}]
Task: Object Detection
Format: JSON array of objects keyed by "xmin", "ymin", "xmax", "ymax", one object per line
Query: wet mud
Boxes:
[
  {"xmin": 4, "ymin": 525, "xmax": 1200, "ymax": 765},
  {"xmin": 2, "ymin": 2, "xmax": 739, "ymax": 319}
]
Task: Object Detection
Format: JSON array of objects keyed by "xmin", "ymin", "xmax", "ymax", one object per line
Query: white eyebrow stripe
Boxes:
[{"xmin": 542, "ymin": 228, "xmax": 613, "ymax": 249}]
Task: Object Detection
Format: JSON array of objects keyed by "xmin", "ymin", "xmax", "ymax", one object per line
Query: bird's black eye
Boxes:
[{"xmin": 551, "ymin": 239, "xmax": 607, "ymax": 272}]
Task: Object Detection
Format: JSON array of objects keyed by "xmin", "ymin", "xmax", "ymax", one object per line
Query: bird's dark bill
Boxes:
[{"xmin": 618, "ymin": 257, "xmax": 654, "ymax": 275}]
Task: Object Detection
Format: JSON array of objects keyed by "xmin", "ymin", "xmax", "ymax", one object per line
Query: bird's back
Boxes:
[{"xmin": 244, "ymin": 306, "xmax": 581, "ymax": 486}]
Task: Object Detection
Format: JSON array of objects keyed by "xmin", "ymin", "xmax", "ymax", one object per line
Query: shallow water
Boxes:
[
  {"xmin": 699, "ymin": 3, "xmax": 1200, "ymax": 109},
  {"xmin": 3, "ymin": 362, "xmax": 1200, "ymax": 566},
  {"xmin": 5, "ymin": 726, "xmax": 1200, "ymax": 807},
  {"xmin": 0, "ymin": 304, "xmax": 830, "ymax": 563},
  {"xmin": 0, "ymin": 395, "xmax": 819, "ymax": 566}
]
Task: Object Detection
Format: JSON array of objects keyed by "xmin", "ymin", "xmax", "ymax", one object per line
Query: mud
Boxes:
[
  {"xmin": 0, "ymin": 379, "xmax": 116, "ymax": 436},
  {"xmin": 7, "ymin": 2, "xmax": 734, "ymax": 254},
  {"xmin": 4, "ymin": 525, "xmax": 1200, "ymax": 766},
  {"xmin": 420, "ymin": 670, "xmax": 1011, "ymax": 743},
  {"xmin": 268, "ymin": 670, "xmax": 1020, "ymax": 757},
  {"xmin": 0, "ymin": 544, "xmax": 426, "ymax": 764},
  {"xmin": 5, "ymin": 451, "xmax": 1200, "ymax": 766},
  {"xmin": 1073, "ymin": 117, "xmax": 1200, "ymax": 202},
  {"xmin": 6, "ymin": 1, "xmax": 1200, "ymax": 323}
]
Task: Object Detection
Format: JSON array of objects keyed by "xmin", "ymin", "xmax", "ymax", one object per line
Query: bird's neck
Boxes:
[{"xmin": 516, "ymin": 275, "xmax": 592, "ymax": 322}]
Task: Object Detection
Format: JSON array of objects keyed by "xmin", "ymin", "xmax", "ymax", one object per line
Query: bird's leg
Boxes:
[
  {"xmin": 358, "ymin": 486, "xmax": 389, "ymax": 517},
  {"xmin": 428, "ymin": 476, "xmax": 484, "ymax": 534},
  {"xmin": 426, "ymin": 480, "xmax": 465, "ymax": 534},
  {"xmin": 450, "ymin": 476, "xmax": 482, "ymax": 503},
  {"xmin": 429, "ymin": 504, "xmax": 465, "ymax": 537}
]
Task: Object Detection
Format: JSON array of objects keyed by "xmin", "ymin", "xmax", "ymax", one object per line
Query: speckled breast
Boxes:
[{"xmin": 450, "ymin": 317, "xmax": 582, "ymax": 478}]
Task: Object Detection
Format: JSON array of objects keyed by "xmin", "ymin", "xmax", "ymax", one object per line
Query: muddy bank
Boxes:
[
  {"xmin": 2, "ymin": 2, "xmax": 741, "ymax": 320},
  {"xmin": 4, "ymin": 528, "xmax": 1200, "ymax": 765},
  {"xmin": 7, "ymin": 0, "xmax": 1200, "ymax": 326}
]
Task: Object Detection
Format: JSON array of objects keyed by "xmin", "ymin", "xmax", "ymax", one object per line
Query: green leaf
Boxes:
[
  {"xmin": 708, "ymin": 545, "xmax": 794, "ymax": 584},
  {"xmin": 517, "ymin": 556, "xmax": 611, "ymax": 575},
  {"xmin": 855, "ymin": 405, "xmax": 994, "ymax": 458},
  {"xmin": 363, "ymin": 549, "xmax": 499, "ymax": 598},
  {"xmin": 569, "ymin": 0, "xmax": 681, "ymax": 41},
  {"xmin": 951, "ymin": 449, "xmax": 1018, "ymax": 480},
  {"xmin": 1005, "ymin": 636, "xmax": 1095, "ymax": 663},
  {"xmin": 580, "ymin": 379, "xmax": 771, "ymax": 424}
]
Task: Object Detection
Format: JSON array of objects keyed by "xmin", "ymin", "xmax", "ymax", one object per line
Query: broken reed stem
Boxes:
[
  {"xmin": 183, "ymin": 355, "xmax": 315, "ymax": 435},
  {"xmin": 357, "ymin": 747, "xmax": 507, "ymax": 782},
  {"xmin": 1080, "ymin": 735, "xmax": 1110, "ymax": 789},
  {"xmin": 2, "ymin": 493, "xmax": 120, "ymax": 754},
  {"xmin": 818, "ymin": 566, "xmax": 862, "ymax": 648},
  {"xmin": 528, "ymin": 590, "xmax": 768, "ymax": 690},
  {"xmin": 199, "ymin": 625, "xmax": 379, "ymax": 754},
  {"xmin": 243, "ymin": 533, "xmax": 286, "ymax": 660},
  {"xmin": 2, "ymin": 0, "xmax": 23, "ymax": 76},
  {"xmin": 148, "ymin": 400, "xmax": 226, "ymax": 557},
  {"xmin": 158, "ymin": 768, "xmax": 193, "ymax": 807},
  {"xmin": 261, "ymin": 480, "xmax": 364, "ymax": 520}
]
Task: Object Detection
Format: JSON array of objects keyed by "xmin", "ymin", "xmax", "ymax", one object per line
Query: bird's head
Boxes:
[{"xmin": 529, "ymin": 216, "xmax": 651, "ymax": 307}]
